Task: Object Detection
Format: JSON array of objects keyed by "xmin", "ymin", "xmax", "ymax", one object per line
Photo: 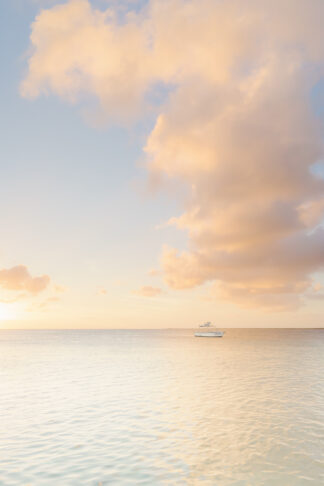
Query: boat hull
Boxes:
[{"xmin": 194, "ymin": 332, "xmax": 224, "ymax": 337}]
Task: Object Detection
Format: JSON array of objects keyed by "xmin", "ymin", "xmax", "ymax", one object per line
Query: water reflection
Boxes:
[{"xmin": 0, "ymin": 329, "xmax": 323, "ymax": 485}]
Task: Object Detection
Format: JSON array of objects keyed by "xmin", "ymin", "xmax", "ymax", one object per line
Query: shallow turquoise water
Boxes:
[{"xmin": 0, "ymin": 329, "xmax": 323, "ymax": 485}]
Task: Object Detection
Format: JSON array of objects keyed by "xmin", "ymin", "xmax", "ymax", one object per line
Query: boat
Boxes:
[{"xmin": 194, "ymin": 322, "xmax": 224, "ymax": 337}]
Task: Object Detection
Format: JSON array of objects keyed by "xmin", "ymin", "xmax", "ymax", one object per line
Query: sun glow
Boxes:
[{"xmin": 0, "ymin": 304, "xmax": 15, "ymax": 321}]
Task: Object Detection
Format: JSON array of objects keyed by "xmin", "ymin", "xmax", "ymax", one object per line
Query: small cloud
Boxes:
[
  {"xmin": 133, "ymin": 286, "xmax": 163, "ymax": 297},
  {"xmin": 54, "ymin": 284, "xmax": 66, "ymax": 294},
  {"xmin": 0, "ymin": 293, "xmax": 27, "ymax": 304},
  {"xmin": 97, "ymin": 287, "xmax": 108, "ymax": 295},
  {"xmin": 148, "ymin": 268, "xmax": 160, "ymax": 277},
  {"xmin": 46, "ymin": 296, "xmax": 60, "ymax": 303},
  {"xmin": 27, "ymin": 296, "xmax": 60, "ymax": 312},
  {"xmin": 0, "ymin": 265, "xmax": 50, "ymax": 294},
  {"xmin": 313, "ymin": 282, "xmax": 322, "ymax": 292},
  {"xmin": 305, "ymin": 282, "xmax": 324, "ymax": 300}
]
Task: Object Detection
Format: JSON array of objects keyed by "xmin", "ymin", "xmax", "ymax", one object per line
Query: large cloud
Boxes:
[{"xmin": 21, "ymin": 0, "xmax": 324, "ymax": 309}]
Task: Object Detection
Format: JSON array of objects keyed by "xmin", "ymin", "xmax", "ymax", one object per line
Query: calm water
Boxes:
[{"xmin": 0, "ymin": 329, "xmax": 323, "ymax": 485}]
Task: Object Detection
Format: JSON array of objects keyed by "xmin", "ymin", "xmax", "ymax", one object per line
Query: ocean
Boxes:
[{"xmin": 0, "ymin": 329, "xmax": 323, "ymax": 485}]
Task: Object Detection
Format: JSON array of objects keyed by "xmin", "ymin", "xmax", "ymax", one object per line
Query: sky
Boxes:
[{"xmin": 1, "ymin": 0, "xmax": 324, "ymax": 328}]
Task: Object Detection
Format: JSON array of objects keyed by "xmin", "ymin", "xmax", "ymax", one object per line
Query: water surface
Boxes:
[{"xmin": 0, "ymin": 329, "xmax": 323, "ymax": 485}]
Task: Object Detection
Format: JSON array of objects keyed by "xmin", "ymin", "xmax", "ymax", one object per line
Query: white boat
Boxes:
[{"xmin": 195, "ymin": 322, "xmax": 224, "ymax": 337}]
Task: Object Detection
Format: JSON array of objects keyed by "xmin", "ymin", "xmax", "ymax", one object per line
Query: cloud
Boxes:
[
  {"xmin": 39, "ymin": 296, "xmax": 60, "ymax": 307},
  {"xmin": 27, "ymin": 296, "xmax": 60, "ymax": 312},
  {"xmin": 133, "ymin": 286, "xmax": 162, "ymax": 297},
  {"xmin": 97, "ymin": 287, "xmax": 107, "ymax": 295},
  {"xmin": 0, "ymin": 265, "xmax": 50, "ymax": 294},
  {"xmin": 0, "ymin": 294, "xmax": 28, "ymax": 304},
  {"xmin": 20, "ymin": 0, "xmax": 155, "ymax": 122},
  {"xmin": 54, "ymin": 284, "xmax": 66, "ymax": 293},
  {"xmin": 22, "ymin": 0, "xmax": 324, "ymax": 310},
  {"xmin": 313, "ymin": 282, "xmax": 323, "ymax": 292}
]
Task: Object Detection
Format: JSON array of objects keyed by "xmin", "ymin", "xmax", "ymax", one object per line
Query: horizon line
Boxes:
[{"xmin": 1, "ymin": 327, "xmax": 323, "ymax": 331}]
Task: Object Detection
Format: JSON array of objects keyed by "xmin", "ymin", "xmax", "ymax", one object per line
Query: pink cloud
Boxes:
[
  {"xmin": 133, "ymin": 286, "xmax": 162, "ymax": 297},
  {"xmin": 0, "ymin": 265, "xmax": 50, "ymax": 294}
]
